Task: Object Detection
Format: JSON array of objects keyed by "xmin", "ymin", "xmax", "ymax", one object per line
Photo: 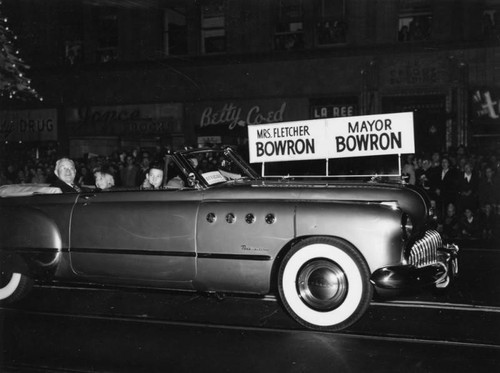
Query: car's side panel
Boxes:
[
  {"xmin": 295, "ymin": 202, "xmax": 404, "ymax": 273},
  {"xmin": 194, "ymin": 201, "xmax": 295, "ymax": 294},
  {"xmin": 69, "ymin": 190, "xmax": 200, "ymax": 284}
]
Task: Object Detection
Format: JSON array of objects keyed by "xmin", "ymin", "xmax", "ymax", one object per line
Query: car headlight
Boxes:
[{"xmin": 401, "ymin": 213, "xmax": 413, "ymax": 239}]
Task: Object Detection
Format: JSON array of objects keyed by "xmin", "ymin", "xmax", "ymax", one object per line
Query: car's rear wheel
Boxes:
[
  {"xmin": 0, "ymin": 271, "xmax": 32, "ymax": 302},
  {"xmin": 278, "ymin": 237, "xmax": 373, "ymax": 331}
]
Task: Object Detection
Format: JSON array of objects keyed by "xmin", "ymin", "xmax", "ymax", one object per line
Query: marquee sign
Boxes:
[{"xmin": 248, "ymin": 112, "xmax": 414, "ymax": 163}]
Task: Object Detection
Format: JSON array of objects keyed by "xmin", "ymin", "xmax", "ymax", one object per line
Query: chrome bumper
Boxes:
[{"xmin": 370, "ymin": 244, "xmax": 459, "ymax": 290}]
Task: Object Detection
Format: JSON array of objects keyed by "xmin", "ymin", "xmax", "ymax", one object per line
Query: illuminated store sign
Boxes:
[
  {"xmin": 65, "ymin": 104, "xmax": 183, "ymax": 136},
  {"xmin": 199, "ymin": 102, "xmax": 287, "ymax": 130},
  {"xmin": 472, "ymin": 89, "xmax": 500, "ymax": 120},
  {"xmin": 0, "ymin": 109, "xmax": 57, "ymax": 142}
]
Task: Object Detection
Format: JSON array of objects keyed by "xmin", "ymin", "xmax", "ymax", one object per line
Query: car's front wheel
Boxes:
[
  {"xmin": 278, "ymin": 237, "xmax": 373, "ymax": 331},
  {"xmin": 0, "ymin": 271, "xmax": 32, "ymax": 302}
]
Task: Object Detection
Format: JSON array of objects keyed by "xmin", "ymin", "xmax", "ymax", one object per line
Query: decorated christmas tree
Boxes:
[{"xmin": 0, "ymin": 0, "xmax": 41, "ymax": 101}]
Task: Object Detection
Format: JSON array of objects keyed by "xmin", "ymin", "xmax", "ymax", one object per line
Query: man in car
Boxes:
[
  {"xmin": 140, "ymin": 162, "xmax": 165, "ymax": 190},
  {"xmin": 50, "ymin": 157, "xmax": 86, "ymax": 193}
]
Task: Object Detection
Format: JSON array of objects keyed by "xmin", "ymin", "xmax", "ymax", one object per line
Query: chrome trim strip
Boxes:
[
  {"xmin": 70, "ymin": 248, "xmax": 196, "ymax": 257},
  {"xmin": 197, "ymin": 253, "xmax": 272, "ymax": 261},
  {"xmin": 1, "ymin": 247, "xmax": 272, "ymax": 261}
]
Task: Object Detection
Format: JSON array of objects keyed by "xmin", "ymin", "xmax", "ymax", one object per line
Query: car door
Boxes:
[
  {"xmin": 69, "ymin": 189, "xmax": 200, "ymax": 285},
  {"xmin": 195, "ymin": 198, "xmax": 296, "ymax": 294}
]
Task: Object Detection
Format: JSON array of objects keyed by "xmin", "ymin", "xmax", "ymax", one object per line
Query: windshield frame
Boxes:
[{"xmin": 170, "ymin": 147, "xmax": 260, "ymax": 189}]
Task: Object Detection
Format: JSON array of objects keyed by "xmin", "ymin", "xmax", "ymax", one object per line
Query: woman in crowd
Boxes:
[{"xmin": 401, "ymin": 154, "xmax": 416, "ymax": 185}]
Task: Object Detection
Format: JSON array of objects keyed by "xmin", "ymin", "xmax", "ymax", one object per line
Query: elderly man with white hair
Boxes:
[{"xmin": 50, "ymin": 157, "xmax": 85, "ymax": 193}]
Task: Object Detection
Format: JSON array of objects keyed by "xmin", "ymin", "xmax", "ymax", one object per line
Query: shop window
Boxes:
[
  {"xmin": 382, "ymin": 95, "xmax": 446, "ymax": 154},
  {"xmin": 274, "ymin": 0, "xmax": 304, "ymax": 51},
  {"xmin": 398, "ymin": 0, "xmax": 432, "ymax": 42},
  {"xmin": 93, "ymin": 7, "xmax": 118, "ymax": 63},
  {"xmin": 163, "ymin": 7, "xmax": 187, "ymax": 56},
  {"xmin": 314, "ymin": 0, "xmax": 347, "ymax": 46},
  {"xmin": 201, "ymin": 0, "xmax": 226, "ymax": 54}
]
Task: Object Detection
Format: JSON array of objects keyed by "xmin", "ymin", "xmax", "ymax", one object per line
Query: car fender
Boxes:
[
  {"xmin": 0, "ymin": 205, "xmax": 63, "ymax": 276},
  {"xmin": 294, "ymin": 201, "xmax": 404, "ymax": 273}
]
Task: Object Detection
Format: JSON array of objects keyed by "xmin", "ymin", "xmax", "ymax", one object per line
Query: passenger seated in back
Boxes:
[
  {"xmin": 140, "ymin": 162, "xmax": 165, "ymax": 190},
  {"xmin": 94, "ymin": 171, "xmax": 115, "ymax": 191},
  {"xmin": 166, "ymin": 174, "xmax": 184, "ymax": 189},
  {"xmin": 50, "ymin": 158, "xmax": 87, "ymax": 193}
]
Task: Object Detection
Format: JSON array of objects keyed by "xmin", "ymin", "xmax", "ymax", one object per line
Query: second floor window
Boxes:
[
  {"xmin": 93, "ymin": 7, "xmax": 118, "ymax": 63},
  {"xmin": 60, "ymin": 6, "xmax": 84, "ymax": 65},
  {"xmin": 315, "ymin": 0, "xmax": 347, "ymax": 46},
  {"xmin": 483, "ymin": 8, "xmax": 500, "ymax": 41},
  {"xmin": 163, "ymin": 7, "xmax": 187, "ymax": 56},
  {"xmin": 398, "ymin": 0, "xmax": 432, "ymax": 42},
  {"xmin": 275, "ymin": 0, "xmax": 304, "ymax": 51},
  {"xmin": 201, "ymin": 0, "xmax": 226, "ymax": 54}
]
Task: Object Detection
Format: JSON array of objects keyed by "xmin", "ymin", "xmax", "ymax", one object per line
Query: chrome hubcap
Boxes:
[{"xmin": 297, "ymin": 259, "xmax": 348, "ymax": 311}]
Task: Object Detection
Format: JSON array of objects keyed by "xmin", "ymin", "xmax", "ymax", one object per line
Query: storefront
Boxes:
[
  {"xmin": 375, "ymin": 52, "xmax": 465, "ymax": 155},
  {"xmin": 64, "ymin": 103, "xmax": 184, "ymax": 158},
  {"xmin": 0, "ymin": 108, "xmax": 58, "ymax": 144},
  {"xmin": 309, "ymin": 97, "xmax": 358, "ymax": 119},
  {"xmin": 382, "ymin": 94, "xmax": 447, "ymax": 155},
  {"xmin": 186, "ymin": 98, "xmax": 310, "ymax": 157},
  {"xmin": 0, "ymin": 108, "xmax": 58, "ymax": 161}
]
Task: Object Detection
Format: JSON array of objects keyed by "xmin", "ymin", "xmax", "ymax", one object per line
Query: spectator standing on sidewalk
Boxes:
[
  {"xmin": 479, "ymin": 166, "xmax": 498, "ymax": 208},
  {"xmin": 441, "ymin": 202, "xmax": 461, "ymax": 241},
  {"xmin": 436, "ymin": 157, "xmax": 459, "ymax": 215},
  {"xmin": 456, "ymin": 161, "xmax": 479, "ymax": 213},
  {"xmin": 460, "ymin": 208, "xmax": 482, "ymax": 240},
  {"xmin": 120, "ymin": 154, "xmax": 139, "ymax": 187}
]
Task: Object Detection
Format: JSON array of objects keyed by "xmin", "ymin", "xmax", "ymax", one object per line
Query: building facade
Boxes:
[{"xmin": 1, "ymin": 0, "xmax": 499, "ymax": 159}]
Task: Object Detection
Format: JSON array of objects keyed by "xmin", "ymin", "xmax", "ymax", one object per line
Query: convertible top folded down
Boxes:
[{"xmin": 0, "ymin": 184, "xmax": 62, "ymax": 197}]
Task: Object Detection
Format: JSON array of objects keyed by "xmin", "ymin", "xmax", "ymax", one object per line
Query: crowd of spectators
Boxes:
[
  {"xmin": 0, "ymin": 142, "xmax": 163, "ymax": 190},
  {"xmin": 1, "ymin": 141, "xmax": 499, "ymax": 243},
  {"xmin": 401, "ymin": 145, "xmax": 500, "ymax": 243}
]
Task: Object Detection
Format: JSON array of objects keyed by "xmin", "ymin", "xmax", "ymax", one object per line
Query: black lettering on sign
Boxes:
[
  {"xmin": 19, "ymin": 119, "xmax": 54, "ymax": 133},
  {"xmin": 256, "ymin": 128, "xmax": 271, "ymax": 139},
  {"xmin": 336, "ymin": 132, "xmax": 402, "ymax": 153},
  {"xmin": 347, "ymin": 119, "xmax": 392, "ymax": 133},
  {"xmin": 256, "ymin": 138, "xmax": 315, "ymax": 157}
]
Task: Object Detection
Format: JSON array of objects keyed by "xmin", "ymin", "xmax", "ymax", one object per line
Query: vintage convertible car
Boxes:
[{"xmin": 0, "ymin": 147, "xmax": 458, "ymax": 331}]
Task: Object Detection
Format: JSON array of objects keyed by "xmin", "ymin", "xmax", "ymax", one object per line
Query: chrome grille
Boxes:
[{"xmin": 408, "ymin": 230, "xmax": 442, "ymax": 268}]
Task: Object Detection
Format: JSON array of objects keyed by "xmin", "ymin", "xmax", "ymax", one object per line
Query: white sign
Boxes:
[
  {"xmin": 248, "ymin": 112, "xmax": 414, "ymax": 163},
  {"xmin": 248, "ymin": 119, "xmax": 327, "ymax": 163}
]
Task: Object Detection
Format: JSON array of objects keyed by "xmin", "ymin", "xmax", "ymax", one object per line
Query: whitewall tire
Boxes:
[
  {"xmin": 278, "ymin": 237, "xmax": 373, "ymax": 331},
  {"xmin": 0, "ymin": 272, "xmax": 31, "ymax": 302}
]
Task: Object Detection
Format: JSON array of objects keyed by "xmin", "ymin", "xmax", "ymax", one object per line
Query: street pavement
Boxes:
[{"xmin": 0, "ymin": 242, "xmax": 499, "ymax": 372}]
